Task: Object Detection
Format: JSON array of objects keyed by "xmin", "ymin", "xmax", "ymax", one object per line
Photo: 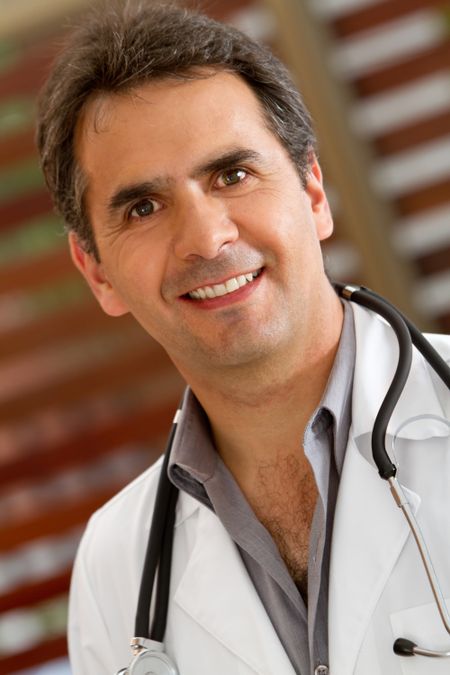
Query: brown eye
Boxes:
[
  {"xmin": 217, "ymin": 168, "xmax": 247, "ymax": 187},
  {"xmin": 130, "ymin": 199, "xmax": 155, "ymax": 218}
]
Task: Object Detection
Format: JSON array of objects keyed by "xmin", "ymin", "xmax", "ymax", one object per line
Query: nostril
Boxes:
[{"xmin": 174, "ymin": 222, "xmax": 239, "ymax": 261}]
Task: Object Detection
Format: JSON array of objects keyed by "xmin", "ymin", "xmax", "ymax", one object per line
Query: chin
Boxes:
[{"xmin": 198, "ymin": 327, "xmax": 288, "ymax": 369}]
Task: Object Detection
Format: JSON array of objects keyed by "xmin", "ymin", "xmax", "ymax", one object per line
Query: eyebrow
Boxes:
[
  {"xmin": 192, "ymin": 148, "xmax": 264, "ymax": 178},
  {"xmin": 106, "ymin": 180, "xmax": 170, "ymax": 218},
  {"xmin": 105, "ymin": 147, "xmax": 265, "ymax": 218}
]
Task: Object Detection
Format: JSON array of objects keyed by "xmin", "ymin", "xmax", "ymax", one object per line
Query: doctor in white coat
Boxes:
[
  {"xmin": 36, "ymin": 4, "xmax": 450, "ymax": 675},
  {"xmin": 68, "ymin": 303, "xmax": 450, "ymax": 675}
]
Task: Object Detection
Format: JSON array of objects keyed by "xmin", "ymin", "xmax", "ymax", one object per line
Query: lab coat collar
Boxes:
[
  {"xmin": 350, "ymin": 303, "xmax": 448, "ymax": 441},
  {"xmin": 173, "ymin": 502, "xmax": 296, "ymax": 675},
  {"xmin": 174, "ymin": 485, "xmax": 200, "ymax": 527}
]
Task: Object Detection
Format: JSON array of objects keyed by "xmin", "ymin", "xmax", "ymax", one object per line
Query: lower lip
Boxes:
[{"xmin": 181, "ymin": 271, "xmax": 264, "ymax": 310}]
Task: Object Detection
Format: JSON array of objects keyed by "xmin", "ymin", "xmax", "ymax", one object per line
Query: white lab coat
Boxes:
[{"xmin": 68, "ymin": 303, "xmax": 450, "ymax": 675}]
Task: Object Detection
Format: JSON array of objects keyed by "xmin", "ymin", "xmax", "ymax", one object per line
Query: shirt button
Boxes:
[{"xmin": 315, "ymin": 666, "xmax": 329, "ymax": 675}]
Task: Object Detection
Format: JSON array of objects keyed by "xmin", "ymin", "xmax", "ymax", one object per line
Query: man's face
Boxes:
[{"xmin": 73, "ymin": 71, "xmax": 333, "ymax": 377}]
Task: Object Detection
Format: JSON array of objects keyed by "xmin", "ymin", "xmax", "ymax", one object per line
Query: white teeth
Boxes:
[
  {"xmin": 213, "ymin": 283, "xmax": 227, "ymax": 297},
  {"xmin": 225, "ymin": 278, "xmax": 239, "ymax": 293},
  {"xmin": 237, "ymin": 275, "xmax": 247, "ymax": 287},
  {"xmin": 188, "ymin": 269, "xmax": 261, "ymax": 300}
]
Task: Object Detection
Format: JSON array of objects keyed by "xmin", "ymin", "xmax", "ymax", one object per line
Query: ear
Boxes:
[
  {"xmin": 68, "ymin": 232, "xmax": 129, "ymax": 317},
  {"xmin": 304, "ymin": 156, "xmax": 334, "ymax": 242}
]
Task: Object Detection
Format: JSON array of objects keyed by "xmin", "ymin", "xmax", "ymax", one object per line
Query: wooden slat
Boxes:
[
  {"xmin": 0, "ymin": 340, "xmax": 171, "ymax": 424},
  {"xmin": 0, "ymin": 484, "xmax": 141, "ymax": 551},
  {"xmin": 0, "ymin": 246, "xmax": 74, "ymax": 294},
  {"xmin": 415, "ymin": 244, "xmax": 450, "ymax": 275},
  {"xmin": 0, "ymin": 569, "xmax": 71, "ymax": 613},
  {"xmin": 0, "ymin": 127, "xmax": 36, "ymax": 171},
  {"xmin": 0, "ymin": 0, "xmax": 96, "ymax": 41},
  {"xmin": 0, "ymin": 189, "xmax": 52, "ymax": 232},
  {"xmin": 331, "ymin": 0, "xmax": 448, "ymax": 38},
  {"xmin": 263, "ymin": 0, "xmax": 424, "ymax": 323},
  {"xmin": 439, "ymin": 310, "xmax": 450, "ymax": 332},
  {"xmin": 374, "ymin": 109, "xmax": 450, "ymax": 156},
  {"xmin": 353, "ymin": 41, "xmax": 450, "ymax": 97},
  {"xmin": 0, "ymin": 299, "xmax": 136, "ymax": 361},
  {"xmin": 194, "ymin": 0, "xmax": 257, "ymax": 20},
  {"xmin": 0, "ymin": 0, "xmax": 255, "ymax": 98},
  {"xmin": 395, "ymin": 178, "xmax": 450, "ymax": 216},
  {"xmin": 0, "ymin": 396, "xmax": 180, "ymax": 487},
  {"xmin": 0, "ymin": 43, "xmax": 56, "ymax": 98},
  {"xmin": 0, "ymin": 635, "xmax": 67, "ymax": 673}
]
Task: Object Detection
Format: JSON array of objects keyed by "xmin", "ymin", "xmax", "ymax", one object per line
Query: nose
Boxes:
[{"xmin": 173, "ymin": 189, "xmax": 239, "ymax": 260}]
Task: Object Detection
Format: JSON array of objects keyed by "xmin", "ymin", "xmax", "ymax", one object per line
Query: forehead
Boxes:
[
  {"xmin": 79, "ymin": 70, "xmax": 266, "ymax": 126},
  {"xmin": 75, "ymin": 72, "xmax": 276, "ymax": 170}
]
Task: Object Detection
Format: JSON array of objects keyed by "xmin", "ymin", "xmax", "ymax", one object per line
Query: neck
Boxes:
[{"xmin": 176, "ymin": 287, "xmax": 344, "ymax": 483}]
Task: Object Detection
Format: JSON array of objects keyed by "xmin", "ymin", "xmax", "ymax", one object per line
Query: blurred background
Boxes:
[{"xmin": 0, "ymin": 0, "xmax": 449, "ymax": 672}]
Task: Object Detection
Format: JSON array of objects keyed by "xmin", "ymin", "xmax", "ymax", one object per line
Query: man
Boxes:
[{"xmin": 36, "ymin": 3, "xmax": 450, "ymax": 674}]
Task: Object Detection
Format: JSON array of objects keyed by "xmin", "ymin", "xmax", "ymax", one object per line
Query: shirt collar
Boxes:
[
  {"xmin": 305, "ymin": 300, "xmax": 355, "ymax": 474},
  {"xmin": 168, "ymin": 388, "xmax": 217, "ymax": 487}
]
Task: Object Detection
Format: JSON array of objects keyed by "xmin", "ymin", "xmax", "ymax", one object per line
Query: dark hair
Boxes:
[{"xmin": 36, "ymin": 1, "xmax": 316, "ymax": 260}]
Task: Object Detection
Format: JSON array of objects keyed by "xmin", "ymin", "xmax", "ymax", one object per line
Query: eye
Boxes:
[
  {"xmin": 128, "ymin": 198, "xmax": 161, "ymax": 220},
  {"xmin": 215, "ymin": 168, "xmax": 248, "ymax": 188}
]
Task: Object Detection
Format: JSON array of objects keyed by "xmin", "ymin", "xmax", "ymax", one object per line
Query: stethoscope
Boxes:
[{"xmin": 116, "ymin": 284, "xmax": 450, "ymax": 674}]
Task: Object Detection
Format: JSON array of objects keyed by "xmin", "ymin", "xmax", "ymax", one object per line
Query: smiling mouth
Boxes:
[{"xmin": 186, "ymin": 268, "xmax": 263, "ymax": 300}]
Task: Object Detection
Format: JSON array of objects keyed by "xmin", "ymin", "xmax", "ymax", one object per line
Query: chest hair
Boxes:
[{"xmin": 248, "ymin": 453, "xmax": 318, "ymax": 599}]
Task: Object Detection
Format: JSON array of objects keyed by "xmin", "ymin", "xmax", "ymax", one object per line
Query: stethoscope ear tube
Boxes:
[
  {"xmin": 134, "ymin": 421, "xmax": 180, "ymax": 640},
  {"xmin": 335, "ymin": 284, "xmax": 412, "ymax": 480}
]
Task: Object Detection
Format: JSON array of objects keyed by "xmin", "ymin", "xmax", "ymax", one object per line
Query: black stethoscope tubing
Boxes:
[
  {"xmin": 131, "ymin": 284, "xmax": 450, "ymax": 661},
  {"xmin": 135, "ymin": 422, "xmax": 179, "ymax": 641},
  {"xmin": 334, "ymin": 284, "xmax": 450, "ymax": 479}
]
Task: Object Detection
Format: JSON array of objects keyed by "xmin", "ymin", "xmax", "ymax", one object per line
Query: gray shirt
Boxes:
[{"xmin": 168, "ymin": 301, "xmax": 356, "ymax": 675}]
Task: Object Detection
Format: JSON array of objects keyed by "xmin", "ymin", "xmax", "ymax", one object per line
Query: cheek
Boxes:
[
  {"xmin": 102, "ymin": 253, "xmax": 155, "ymax": 311},
  {"xmin": 105, "ymin": 230, "xmax": 169, "ymax": 298},
  {"xmin": 257, "ymin": 196, "xmax": 314, "ymax": 249}
]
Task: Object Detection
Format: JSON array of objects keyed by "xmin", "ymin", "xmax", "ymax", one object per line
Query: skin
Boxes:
[{"xmin": 71, "ymin": 71, "xmax": 343, "ymax": 494}]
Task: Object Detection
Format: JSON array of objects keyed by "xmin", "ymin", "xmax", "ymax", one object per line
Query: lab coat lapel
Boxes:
[
  {"xmin": 328, "ymin": 303, "xmax": 444, "ymax": 675},
  {"xmin": 328, "ymin": 434, "xmax": 419, "ymax": 675},
  {"xmin": 173, "ymin": 504, "xmax": 295, "ymax": 675}
]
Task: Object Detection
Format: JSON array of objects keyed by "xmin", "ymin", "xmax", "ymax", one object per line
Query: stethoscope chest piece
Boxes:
[
  {"xmin": 115, "ymin": 638, "xmax": 179, "ymax": 675},
  {"xmin": 126, "ymin": 648, "xmax": 179, "ymax": 675}
]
